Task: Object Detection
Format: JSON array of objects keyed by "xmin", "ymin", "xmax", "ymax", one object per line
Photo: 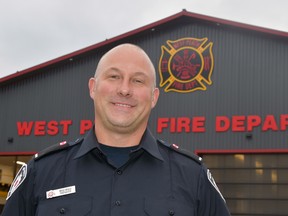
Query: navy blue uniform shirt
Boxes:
[{"xmin": 2, "ymin": 128, "xmax": 230, "ymax": 215}]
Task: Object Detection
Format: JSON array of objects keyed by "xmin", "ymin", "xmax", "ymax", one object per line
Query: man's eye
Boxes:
[
  {"xmin": 109, "ymin": 75, "xmax": 120, "ymax": 79},
  {"xmin": 134, "ymin": 79, "xmax": 144, "ymax": 84}
]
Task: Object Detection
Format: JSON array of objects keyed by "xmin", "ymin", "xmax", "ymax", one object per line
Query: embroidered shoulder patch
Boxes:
[
  {"xmin": 207, "ymin": 169, "xmax": 226, "ymax": 202},
  {"xmin": 6, "ymin": 163, "xmax": 27, "ymax": 200}
]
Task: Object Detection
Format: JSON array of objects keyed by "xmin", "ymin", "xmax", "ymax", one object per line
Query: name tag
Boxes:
[{"xmin": 46, "ymin": 185, "xmax": 76, "ymax": 199}]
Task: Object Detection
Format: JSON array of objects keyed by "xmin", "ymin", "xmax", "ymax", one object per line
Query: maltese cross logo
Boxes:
[{"xmin": 159, "ymin": 37, "xmax": 214, "ymax": 93}]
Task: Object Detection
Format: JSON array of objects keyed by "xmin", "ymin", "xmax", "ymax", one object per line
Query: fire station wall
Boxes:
[
  {"xmin": 1, "ymin": 20, "xmax": 288, "ymax": 153},
  {"xmin": 147, "ymin": 22, "xmax": 288, "ymax": 151}
]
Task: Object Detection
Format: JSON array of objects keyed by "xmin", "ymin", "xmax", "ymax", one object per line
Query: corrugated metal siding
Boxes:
[
  {"xmin": 1, "ymin": 18, "xmax": 288, "ymax": 152},
  {"xmin": 0, "ymin": 55, "xmax": 97, "ymax": 151},
  {"xmin": 148, "ymin": 22, "xmax": 288, "ymax": 151}
]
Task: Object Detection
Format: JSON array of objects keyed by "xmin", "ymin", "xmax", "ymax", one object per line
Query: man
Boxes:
[{"xmin": 2, "ymin": 44, "xmax": 230, "ymax": 215}]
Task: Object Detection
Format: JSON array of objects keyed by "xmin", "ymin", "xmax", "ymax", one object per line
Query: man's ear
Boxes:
[
  {"xmin": 88, "ymin": 78, "xmax": 96, "ymax": 99},
  {"xmin": 151, "ymin": 88, "xmax": 160, "ymax": 108}
]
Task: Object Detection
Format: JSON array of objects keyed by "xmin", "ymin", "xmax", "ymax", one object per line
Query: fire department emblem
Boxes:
[
  {"xmin": 6, "ymin": 163, "xmax": 27, "ymax": 200},
  {"xmin": 159, "ymin": 37, "xmax": 214, "ymax": 93}
]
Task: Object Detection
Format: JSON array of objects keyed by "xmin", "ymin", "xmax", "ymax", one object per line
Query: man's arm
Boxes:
[
  {"xmin": 2, "ymin": 160, "xmax": 36, "ymax": 216},
  {"xmin": 197, "ymin": 166, "xmax": 231, "ymax": 215}
]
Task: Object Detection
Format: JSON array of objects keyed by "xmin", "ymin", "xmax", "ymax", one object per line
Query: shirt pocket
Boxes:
[
  {"xmin": 144, "ymin": 198, "xmax": 195, "ymax": 216},
  {"xmin": 36, "ymin": 196, "xmax": 92, "ymax": 216}
]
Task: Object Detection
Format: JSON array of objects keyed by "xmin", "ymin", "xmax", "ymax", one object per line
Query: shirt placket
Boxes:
[{"xmin": 110, "ymin": 166, "xmax": 125, "ymax": 216}]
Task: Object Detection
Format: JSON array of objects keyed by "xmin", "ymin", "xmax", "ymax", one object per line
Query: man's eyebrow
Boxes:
[
  {"xmin": 105, "ymin": 67, "xmax": 121, "ymax": 72},
  {"xmin": 104, "ymin": 67, "xmax": 149, "ymax": 77},
  {"xmin": 133, "ymin": 71, "xmax": 149, "ymax": 77},
  {"xmin": 98, "ymin": 67, "xmax": 121, "ymax": 77}
]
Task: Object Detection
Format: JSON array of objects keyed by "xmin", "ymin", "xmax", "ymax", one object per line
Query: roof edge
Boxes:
[{"xmin": 1, "ymin": 9, "xmax": 288, "ymax": 84}]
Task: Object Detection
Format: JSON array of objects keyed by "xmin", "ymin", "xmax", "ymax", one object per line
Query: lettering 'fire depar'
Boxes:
[{"xmin": 157, "ymin": 114, "xmax": 288, "ymax": 133}]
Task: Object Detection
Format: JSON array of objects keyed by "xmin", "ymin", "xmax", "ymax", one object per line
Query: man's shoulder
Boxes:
[
  {"xmin": 33, "ymin": 137, "xmax": 84, "ymax": 161},
  {"xmin": 157, "ymin": 139, "xmax": 203, "ymax": 165}
]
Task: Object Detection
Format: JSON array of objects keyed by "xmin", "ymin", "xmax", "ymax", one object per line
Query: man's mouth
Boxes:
[{"xmin": 114, "ymin": 103, "xmax": 132, "ymax": 108}]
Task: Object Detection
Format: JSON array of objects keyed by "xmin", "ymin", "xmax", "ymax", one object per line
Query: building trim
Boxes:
[
  {"xmin": 195, "ymin": 149, "xmax": 288, "ymax": 155},
  {"xmin": 0, "ymin": 152, "xmax": 36, "ymax": 156}
]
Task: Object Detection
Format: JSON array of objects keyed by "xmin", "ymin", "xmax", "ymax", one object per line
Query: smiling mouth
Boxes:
[{"xmin": 114, "ymin": 103, "xmax": 133, "ymax": 108}]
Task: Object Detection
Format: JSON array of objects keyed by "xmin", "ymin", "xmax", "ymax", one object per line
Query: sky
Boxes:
[{"xmin": 1, "ymin": 0, "xmax": 288, "ymax": 79}]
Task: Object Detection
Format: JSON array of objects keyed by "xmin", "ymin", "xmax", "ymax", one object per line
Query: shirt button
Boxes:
[
  {"xmin": 116, "ymin": 170, "xmax": 122, "ymax": 175},
  {"xmin": 115, "ymin": 200, "xmax": 121, "ymax": 206},
  {"xmin": 168, "ymin": 209, "xmax": 175, "ymax": 215},
  {"xmin": 59, "ymin": 208, "xmax": 66, "ymax": 214}
]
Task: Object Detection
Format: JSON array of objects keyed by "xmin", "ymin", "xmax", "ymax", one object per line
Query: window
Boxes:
[
  {"xmin": 202, "ymin": 153, "xmax": 288, "ymax": 216},
  {"xmin": 0, "ymin": 155, "xmax": 32, "ymax": 212}
]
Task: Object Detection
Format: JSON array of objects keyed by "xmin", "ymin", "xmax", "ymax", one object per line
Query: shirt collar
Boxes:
[
  {"xmin": 137, "ymin": 129, "xmax": 164, "ymax": 161},
  {"xmin": 74, "ymin": 128, "xmax": 99, "ymax": 159},
  {"xmin": 74, "ymin": 127, "xmax": 163, "ymax": 161}
]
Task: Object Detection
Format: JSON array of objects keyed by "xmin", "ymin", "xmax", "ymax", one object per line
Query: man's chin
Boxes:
[{"xmin": 108, "ymin": 119, "xmax": 133, "ymax": 128}]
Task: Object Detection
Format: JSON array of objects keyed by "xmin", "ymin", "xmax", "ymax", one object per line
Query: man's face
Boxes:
[{"xmin": 89, "ymin": 45, "xmax": 159, "ymax": 134}]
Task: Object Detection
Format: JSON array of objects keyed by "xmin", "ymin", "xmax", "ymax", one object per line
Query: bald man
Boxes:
[{"xmin": 3, "ymin": 44, "xmax": 230, "ymax": 216}]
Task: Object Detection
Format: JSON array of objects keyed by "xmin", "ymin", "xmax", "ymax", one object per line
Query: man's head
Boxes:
[{"xmin": 89, "ymin": 44, "xmax": 159, "ymax": 136}]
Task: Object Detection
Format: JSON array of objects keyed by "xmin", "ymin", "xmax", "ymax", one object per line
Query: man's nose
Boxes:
[{"xmin": 117, "ymin": 80, "xmax": 132, "ymax": 97}]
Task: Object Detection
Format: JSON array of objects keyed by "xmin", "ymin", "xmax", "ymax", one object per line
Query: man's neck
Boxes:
[{"xmin": 94, "ymin": 125, "xmax": 146, "ymax": 147}]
